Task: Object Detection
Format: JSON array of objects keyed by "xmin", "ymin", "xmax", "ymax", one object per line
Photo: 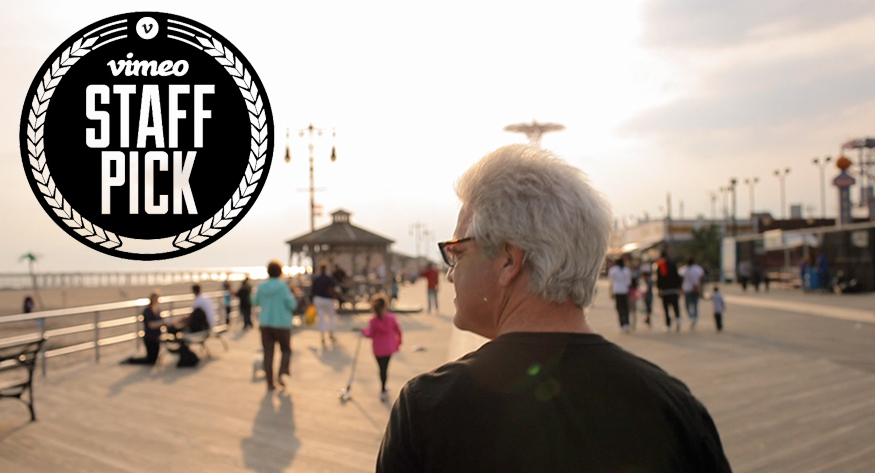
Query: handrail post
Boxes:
[
  {"xmin": 39, "ymin": 316, "xmax": 47, "ymax": 377},
  {"xmin": 94, "ymin": 311, "xmax": 100, "ymax": 363},
  {"xmin": 135, "ymin": 307, "xmax": 142, "ymax": 352}
]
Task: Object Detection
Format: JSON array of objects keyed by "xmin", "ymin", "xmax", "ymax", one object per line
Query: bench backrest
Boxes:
[{"xmin": 0, "ymin": 338, "xmax": 46, "ymax": 373}]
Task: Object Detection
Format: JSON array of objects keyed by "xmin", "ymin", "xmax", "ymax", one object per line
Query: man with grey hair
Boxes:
[{"xmin": 377, "ymin": 145, "xmax": 731, "ymax": 472}]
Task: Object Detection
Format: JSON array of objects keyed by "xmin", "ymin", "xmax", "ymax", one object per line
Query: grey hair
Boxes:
[{"xmin": 455, "ymin": 144, "xmax": 612, "ymax": 308}]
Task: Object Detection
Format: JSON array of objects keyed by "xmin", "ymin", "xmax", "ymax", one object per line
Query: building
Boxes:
[
  {"xmin": 285, "ymin": 209, "xmax": 395, "ymax": 279},
  {"xmin": 724, "ymin": 217, "xmax": 875, "ymax": 291},
  {"xmin": 609, "ymin": 217, "xmax": 757, "ymax": 261},
  {"xmin": 284, "ymin": 209, "xmax": 439, "ymax": 285}
]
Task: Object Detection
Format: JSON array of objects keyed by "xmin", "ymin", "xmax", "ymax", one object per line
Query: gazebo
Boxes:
[{"xmin": 285, "ymin": 209, "xmax": 395, "ymax": 281}]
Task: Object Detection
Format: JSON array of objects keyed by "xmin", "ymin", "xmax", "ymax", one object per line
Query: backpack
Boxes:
[
  {"xmin": 657, "ymin": 258, "xmax": 682, "ymax": 290},
  {"xmin": 176, "ymin": 344, "xmax": 200, "ymax": 368}
]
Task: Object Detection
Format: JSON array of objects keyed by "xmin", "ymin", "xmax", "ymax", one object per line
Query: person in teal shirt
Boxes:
[{"xmin": 253, "ymin": 260, "xmax": 297, "ymax": 390}]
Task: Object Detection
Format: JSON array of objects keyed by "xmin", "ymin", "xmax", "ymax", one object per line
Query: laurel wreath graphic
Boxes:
[
  {"xmin": 172, "ymin": 35, "xmax": 269, "ymax": 249},
  {"xmin": 25, "ymin": 36, "xmax": 123, "ymax": 249},
  {"xmin": 24, "ymin": 32, "xmax": 269, "ymax": 253}
]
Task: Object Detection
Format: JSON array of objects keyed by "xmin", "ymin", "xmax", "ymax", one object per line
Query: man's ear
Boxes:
[{"xmin": 498, "ymin": 243, "xmax": 524, "ymax": 287}]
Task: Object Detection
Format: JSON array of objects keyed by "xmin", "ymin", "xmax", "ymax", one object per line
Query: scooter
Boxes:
[{"xmin": 338, "ymin": 331, "xmax": 364, "ymax": 403}]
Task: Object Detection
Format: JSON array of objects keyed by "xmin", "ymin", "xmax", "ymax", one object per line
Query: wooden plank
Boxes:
[{"xmin": 2, "ymin": 279, "xmax": 875, "ymax": 472}]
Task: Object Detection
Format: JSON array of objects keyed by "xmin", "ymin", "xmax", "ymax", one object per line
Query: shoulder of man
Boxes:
[
  {"xmin": 619, "ymin": 351, "xmax": 730, "ymax": 466},
  {"xmin": 378, "ymin": 357, "xmax": 474, "ymax": 467},
  {"xmin": 380, "ymin": 362, "xmax": 467, "ymax": 472},
  {"xmin": 398, "ymin": 356, "xmax": 478, "ymax": 413}
]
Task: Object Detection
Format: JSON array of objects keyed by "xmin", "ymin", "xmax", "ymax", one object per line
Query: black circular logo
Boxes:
[{"xmin": 20, "ymin": 12, "xmax": 273, "ymax": 260}]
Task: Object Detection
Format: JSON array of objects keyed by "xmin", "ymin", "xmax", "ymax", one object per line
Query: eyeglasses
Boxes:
[{"xmin": 437, "ymin": 237, "xmax": 474, "ymax": 267}]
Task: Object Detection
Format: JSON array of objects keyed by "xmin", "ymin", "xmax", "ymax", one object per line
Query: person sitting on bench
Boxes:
[
  {"xmin": 185, "ymin": 307, "xmax": 210, "ymax": 334},
  {"xmin": 191, "ymin": 284, "xmax": 217, "ymax": 328},
  {"xmin": 163, "ymin": 307, "xmax": 209, "ymax": 368}
]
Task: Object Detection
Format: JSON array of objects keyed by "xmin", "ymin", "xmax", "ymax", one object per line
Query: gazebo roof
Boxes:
[{"xmin": 285, "ymin": 209, "xmax": 394, "ymax": 252}]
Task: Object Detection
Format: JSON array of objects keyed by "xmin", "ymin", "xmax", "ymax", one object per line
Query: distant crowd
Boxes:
[{"xmin": 606, "ymin": 252, "xmax": 725, "ymax": 333}]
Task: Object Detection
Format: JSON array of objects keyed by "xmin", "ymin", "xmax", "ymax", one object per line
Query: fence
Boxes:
[{"xmin": 0, "ymin": 291, "xmax": 230, "ymax": 377}]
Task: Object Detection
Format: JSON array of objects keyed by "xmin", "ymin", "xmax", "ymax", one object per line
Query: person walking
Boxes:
[
  {"xmin": 390, "ymin": 275, "xmax": 400, "ymax": 307},
  {"xmin": 377, "ymin": 144, "xmax": 730, "ymax": 472},
  {"xmin": 628, "ymin": 258, "xmax": 641, "ymax": 329},
  {"xmin": 360, "ymin": 294, "xmax": 403, "ymax": 402},
  {"xmin": 640, "ymin": 259, "xmax": 654, "ymax": 327},
  {"xmin": 711, "ymin": 286, "xmax": 726, "ymax": 332},
  {"xmin": 253, "ymin": 261, "xmax": 297, "ymax": 391},
  {"xmin": 738, "ymin": 260, "xmax": 752, "ymax": 292},
  {"xmin": 419, "ymin": 263, "xmax": 440, "ymax": 314},
  {"xmin": 222, "ymin": 281, "xmax": 232, "ymax": 325},
  {"xmin": 751, "ymin": 259, "xmax": 763, "ymax": 292},
  {"xmin": 237, "ymin": 277, "xmax": 253, "ymax": 330},
  {"xmin": 23, "ymin": 295, "xmax": 35, "ymax": 313},
  {"xmin": 682, "ymin": 257, "xmax": 705, "ymax": 330},
  {"xmin": 311, "ymin": 264, "xmax": 339, "ymax": 345},
  {"xmin": 607, "ymin": 258, "xmax": 632, "ymax": 333},
  {"xmin": 816, "ymin": 254, "xmax": 830, "ymax": 290},
  {"xmin": 333, "ymin": 264, "xmax": 350, "ymax": 309},
  {"xmin": 656, "ymin": 251, "xmax": 683, "ymax": 332}
]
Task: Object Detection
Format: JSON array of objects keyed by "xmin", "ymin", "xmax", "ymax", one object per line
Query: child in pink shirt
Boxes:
[{"xmin": 361, "ymin": 294, "xmax": 403, "ymax": 402}]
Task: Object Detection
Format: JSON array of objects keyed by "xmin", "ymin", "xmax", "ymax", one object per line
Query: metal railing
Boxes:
[
  {"xmin": 0, "ymin": 291, "xmax": 229, "ymax": 377},
  {"xmin": 0, "ymin": 269, "xmax": 265, "ymax": 290}
]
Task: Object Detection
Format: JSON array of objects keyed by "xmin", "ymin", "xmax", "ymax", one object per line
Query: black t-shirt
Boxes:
[
  {"xmin": 377, "ymin": 332, "xmax": 731, "ymax": 473},
  {"xmin": 142, "ymin": 307, "xmax": 162, "ymax": 341},
  {"xmin": 237, "ymin": 285, "xmax": 252, "ymax": 309},
  {"xmin": 311, "ymin": 273, "xmax": 338, "ymax": 298}
]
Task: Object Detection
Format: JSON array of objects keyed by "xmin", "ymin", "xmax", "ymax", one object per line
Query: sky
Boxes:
[{"xmin": 1, "ymin": 0, "xmax": 874, "ymax": 273}]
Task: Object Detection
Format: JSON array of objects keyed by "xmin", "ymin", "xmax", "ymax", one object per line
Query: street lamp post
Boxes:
[
  {"xmin": 285, "ymin": 124, "xmax": 336, "ymax": 232},
  {"xmin": 665, "ymin": 192, "xmax": 673, "ymax": 244},
  {"xmin": 812, "ymin": 156, "xmax": 832, "ymax": 219},
  {"xmin": 744, "ymin": 177, "xmax": 759, "ymax": 217},
  {"xmin": 409, "ymin": 222, "xmax": 431, "ymax": 258},
  {"xmin": 729, "ymin": 178, "xmax": 738, "ymax": 236},
  {"xmin": 774, "ymin": 167, "xmax": 791, "ymax": 219},
  {"xmin": 709, "ymin": 191, "xmax": 717, "ymax": 220}
]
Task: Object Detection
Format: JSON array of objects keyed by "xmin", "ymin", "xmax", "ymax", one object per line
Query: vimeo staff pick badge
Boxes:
[{"xmin": 20, "ymin": 12, "xmax": 273, "ymax": 260}]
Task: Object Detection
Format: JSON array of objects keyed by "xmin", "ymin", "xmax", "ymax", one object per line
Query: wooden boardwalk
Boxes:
[
  {"xmin": 2, "ymin": 279, "xmax": 875, "ymax": 472},
  {"xmin": 595, "ymin": 283, "xmax": 875, "ymax": 473}
]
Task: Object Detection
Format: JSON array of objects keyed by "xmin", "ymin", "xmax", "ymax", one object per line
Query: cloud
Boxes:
[
  {"xmin": 621, "ymin": 2, "xmax": 875, "ymax": 159},
  {"xmin": 625, "ymin": 51, "xmax": 875, "ymax": 134},
  {"xmin": 641, "ymin": 0, "xmax": 874, "ymax": 49}
]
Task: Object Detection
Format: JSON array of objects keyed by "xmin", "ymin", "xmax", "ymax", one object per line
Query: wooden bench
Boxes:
[
  {"xmin": 0, "ymin": 335, "xmax": 46, "ymax": 421},
  {"xmin": 158, "ymin": 324, "xmax": 229, "ymax": 365},
  {"xmin": 186, "ymin": 324, "xmax": 230, "ymax": 357}
]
